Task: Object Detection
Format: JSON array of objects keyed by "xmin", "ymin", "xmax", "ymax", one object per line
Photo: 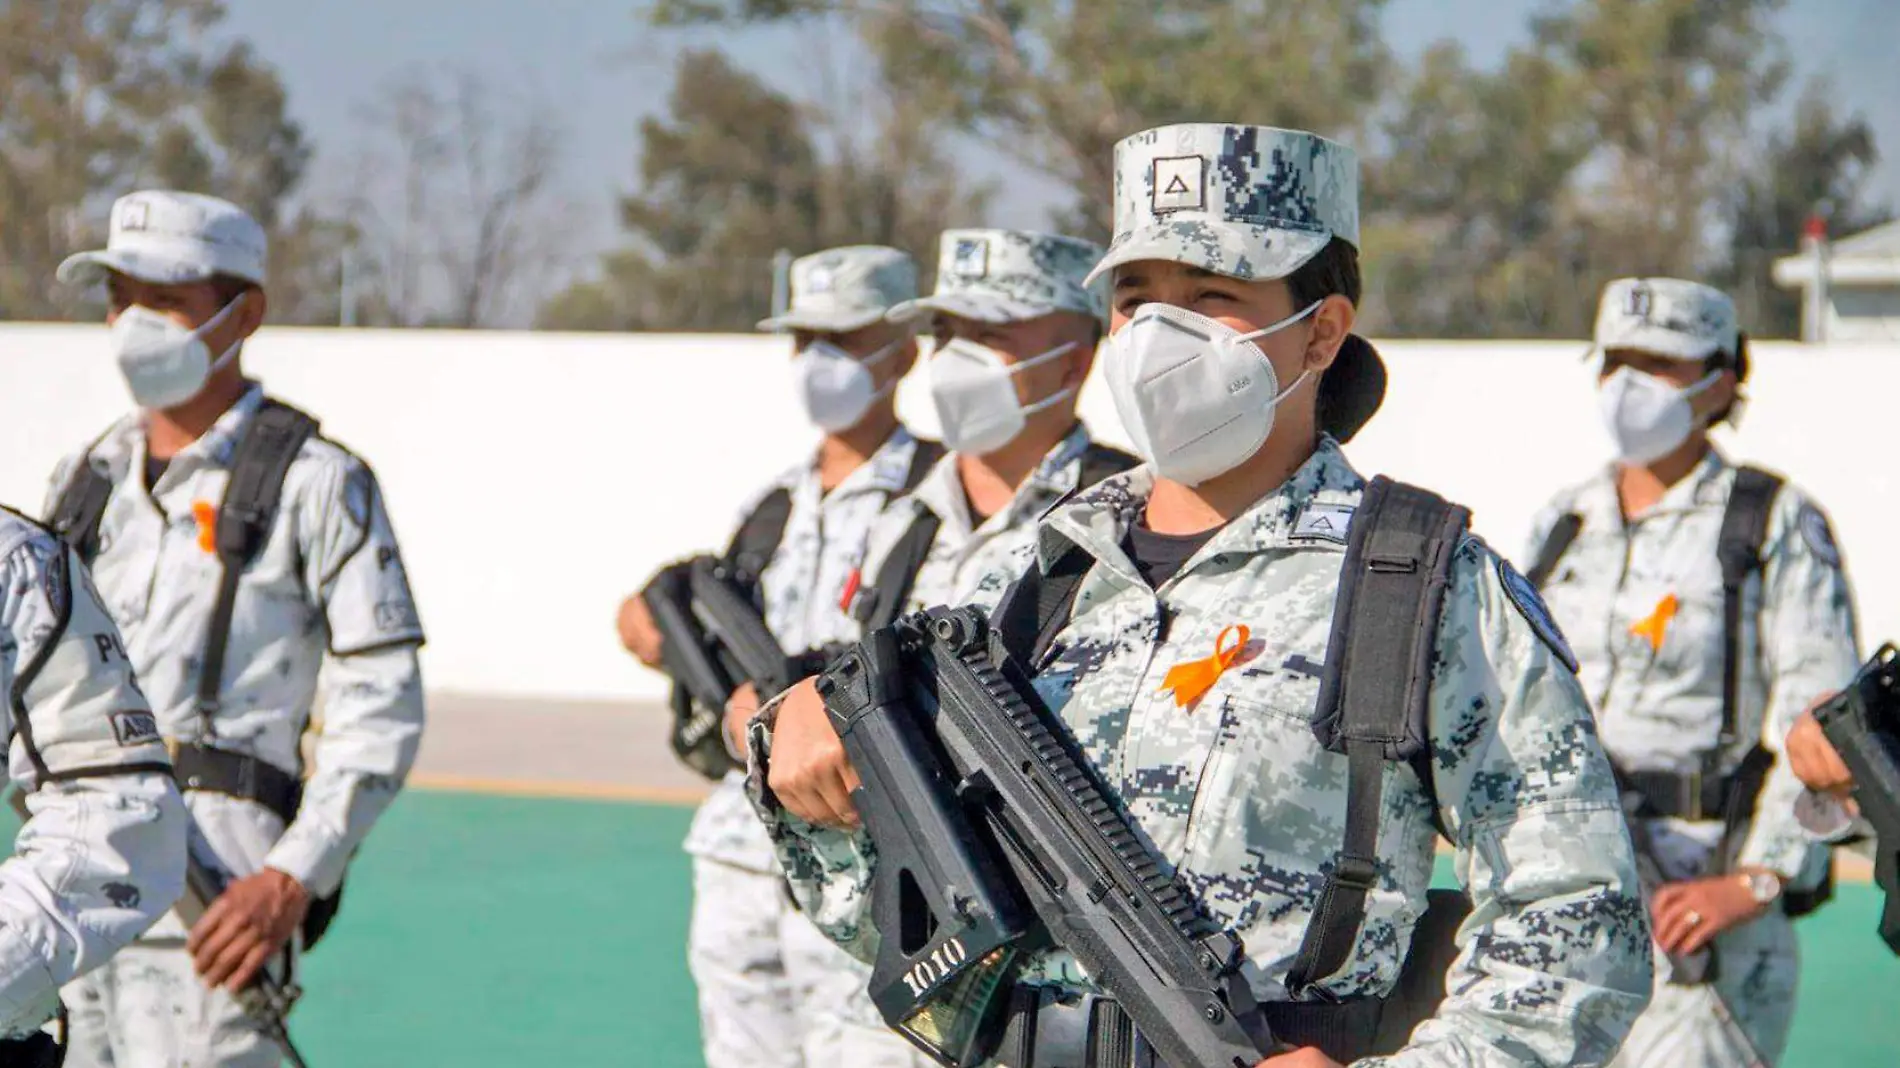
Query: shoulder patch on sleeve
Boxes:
[
  {"xmin": 1798, "ymin": 503, "xmax": 1841, "ymax": 569},
  {"xmin": 1497, "ymin": 556, "xmax": 1578, "ymax": 673}
]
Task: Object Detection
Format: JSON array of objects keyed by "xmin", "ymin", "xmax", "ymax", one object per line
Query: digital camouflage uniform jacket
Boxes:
[
  {"xmin": 753, "ymin": 439, "xmax": 1655, "ymax": 1067},
  {"xmin": 1524, "ymin": 450, "xmax": 1856, "ymax": 887}
]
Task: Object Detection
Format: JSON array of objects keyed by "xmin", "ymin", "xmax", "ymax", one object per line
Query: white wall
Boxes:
[{"xmin": 3, "ymin": 323, "xmax": 1893, "ymax": 701}]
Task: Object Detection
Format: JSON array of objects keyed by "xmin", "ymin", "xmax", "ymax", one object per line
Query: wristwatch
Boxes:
[{"xmin": 1741, "ymin": 870, "xmax": 1783, "ymax": 908}]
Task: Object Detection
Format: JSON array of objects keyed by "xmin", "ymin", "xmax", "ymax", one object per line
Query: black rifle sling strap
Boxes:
[
  {"xmin": 1285, "ymin": 477, "xmax": 1470, "ymax": 997},
  {"xmin": 197, "ymin": 402, "xmax": 320, "ymax": 737},
  {"xmin": 1526, "ymin": 512, "xmax": 1583, "ymax": 590},
  {"xmin": 862, "ymin": 443, "xmax": 1133, "ymax": 633}
]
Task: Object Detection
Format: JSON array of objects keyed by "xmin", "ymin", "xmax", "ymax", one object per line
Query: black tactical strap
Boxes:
[
  {"xmin": 1289, "ymin": 477, "xmax": 1469, "ymax": 997},
  {"xmin": 859, "ymin": 442, "xmax": 1131, "ymax": 633},
  {"xmin": 47, "ymin": 462, "xmax": 114, "ymax": 566},
  {"xmin": 171, "ymin": 742, "xmax": 302, "ymax": 824},
  {"xmin": 724, "ymin": 438, "xmax": 945, "ymax": 586},
  {"xmin": 994, "ymin": 542, "xmax": 1091, "ymax": 671},
  {"xmin": 197, "ymin": 402, "xmax": 319, "ymax": 736},
  {"xmin": 1716, "ymin": 467, "xmax": 1783, "ymax": 752},
  {"xmin": 1526, "ymin": 512, "xmax": 1583, "ymax": 590},
  {"xmin": 905, "ymin": 439, "xmax": 947, "ymax": 493},
  {"xmin": 725, "ymin": 488, "xmax": 791, "ymax": 585},
  {"xmin": 857, "ymin": 509, "xmax": 943, "ymax": 632}
]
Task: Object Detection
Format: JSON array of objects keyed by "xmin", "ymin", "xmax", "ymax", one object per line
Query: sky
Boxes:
[{"xmin": 222, "ymin": 0, "xmax": 1900, "ymax": 267}]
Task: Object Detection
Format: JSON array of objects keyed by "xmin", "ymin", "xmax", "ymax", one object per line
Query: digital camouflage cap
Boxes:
[
  {"xmin": 757, "ymin": 245, "xmax": 918, "ymax": 333},
  {"xmin": 1085, "ymin": 123, "xmax": 1358, "ymax": 287},
  {"xmin": 889, "ymin": 229, "xmax": 1106, "ymax": 324},
  {"xmin": 1594, "ymin": 277, "xmax": 1741, "ymax": 363}
]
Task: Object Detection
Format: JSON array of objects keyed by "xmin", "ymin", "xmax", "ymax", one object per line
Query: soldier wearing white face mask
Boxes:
[
  {"xmin": 45, "ymin": 190, "xmax": 427, "ymax": 1068},
  {"xmin": 617, "ymin": 245, "xmax": 943, "ymax": 1068},
  {"xmin": 1521, "ymin": 278, "xmax": 1855, "ymax": 1068}
]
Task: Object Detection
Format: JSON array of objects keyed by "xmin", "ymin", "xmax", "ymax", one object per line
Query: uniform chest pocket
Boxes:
[{"xmin": 1178, "ymin": 663, "xmax": 1335, "ymax": 875}]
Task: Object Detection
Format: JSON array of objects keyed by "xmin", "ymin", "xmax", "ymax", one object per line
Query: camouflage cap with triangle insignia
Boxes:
[{"xmin": 1085, "ymin": 123, "xmax": 1358, "ymax": 286}]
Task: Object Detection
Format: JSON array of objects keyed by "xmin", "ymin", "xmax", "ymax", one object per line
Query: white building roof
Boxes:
[{"xmin": 1775, "ymin": 219, "xmax": 1900, "ymax": 287}]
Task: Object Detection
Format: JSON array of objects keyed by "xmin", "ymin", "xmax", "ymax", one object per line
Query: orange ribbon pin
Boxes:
[
  {"xmin": 1160, "ymin": 624, "xmax": 1251, "ymax": 709},
  {"xmin": 1630, "ymin": 593, "xmax": 1678, "ymax": 653},
  {"xmin": 192, "ymin": 500, "xmax": 218, "ymax": 553}
]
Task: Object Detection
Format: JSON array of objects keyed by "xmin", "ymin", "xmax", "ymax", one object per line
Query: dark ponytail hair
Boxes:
[{"xmin": 1707, "ymin": 331, "xmax": 1749, "ymax": 425}]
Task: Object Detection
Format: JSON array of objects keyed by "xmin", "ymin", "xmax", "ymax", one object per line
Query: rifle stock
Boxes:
[{"xmin": 817, "ymin": 607, "xmax": 1272, "ymax": 1068}]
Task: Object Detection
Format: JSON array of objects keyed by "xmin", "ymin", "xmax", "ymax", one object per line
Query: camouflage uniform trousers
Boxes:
[
  {"xmin": 64, "ymin": 793, "xmax": 292, "ymax": 1068},
  {"xmin": 1609, "ymin": 910, "xmax": 1797, "ymax": 1068},
  {"xmin": 689, "ymin": 856, "xmax": 934, "ymax": 1068}
]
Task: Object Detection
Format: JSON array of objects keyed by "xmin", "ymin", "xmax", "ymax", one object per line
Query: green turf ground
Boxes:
[{"xmin": 62, "ymin": 791, "xmax": 1900, "ymax": 1065}]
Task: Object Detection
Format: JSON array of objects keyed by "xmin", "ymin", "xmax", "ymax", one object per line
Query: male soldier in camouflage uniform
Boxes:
[
  {"xmin": 1522, "ymin": 278, "xmax": 1854, "ymax": 1067},
  {"xmin": 617, "ymin": 246, "xmax": 940, "ymax": 1067},
  {"xmin": 1, "ymin": 509, "xmax": 187, "ymax": 1057},
  {"xmin": 852, "ymin": 228, "xmax": 1127, "ymax": 620},
  {"xmin": 49, "ymin": 190, "xmax": 428, "ymax": 1067},
  {"xmin": 750, "ymin": 125, "xmax": 1654, "ymax": 1068}
]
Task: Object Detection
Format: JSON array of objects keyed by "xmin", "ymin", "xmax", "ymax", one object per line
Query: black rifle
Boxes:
[
  {"xmin": 640, "ymin": 561, "xmax": 744, "ymax": 780},
  {"xmin": 1812, "ymin": 642, "xmax": 1900, "ymax": 955},
  {"xmin": 814, "ymin": 607, "xmax": 1272, "ymax": 1068},
  {"xmin": 641, "ymin": 556, "xmax": 826, "ymax": 780}
]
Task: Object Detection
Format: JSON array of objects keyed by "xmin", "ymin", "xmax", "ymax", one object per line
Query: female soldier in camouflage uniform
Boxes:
[
  {"xmin": 750, "ymin": 124, "xmax": 1655, "ymax": 1068},
  {"xmin": 1523, "ymin": 278, "xmax": 1856, "ymax": 1067}
]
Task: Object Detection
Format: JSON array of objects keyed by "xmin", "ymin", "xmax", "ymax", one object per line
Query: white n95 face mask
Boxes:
[
  {"xmin": 792, "ymin": 338, "xmax": 900, "ymax": 432},
  {"xmin": 927, "ymin": 338, "xmax": 1077, "ymax": 455},
  {"xmin": 111, "ymin": 299, "xmax": 243, "ymax": 411},
  {"xmin": 1103, "ymin": 301, "xmax": 1319, "ymax": 486},
  {"xmin": 1597, "ymin": 365, "xmax": 1720, "ymax": 465}
]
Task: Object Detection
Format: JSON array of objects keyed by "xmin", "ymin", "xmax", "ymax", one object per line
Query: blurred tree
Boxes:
[
  {"xmin": 540, "ymin": 48, "xmax": 988, "ymax": 331},
  {"xmin": 1370, "ymin": 0, "xmax": 1794, "ymax": 336},
  {"xmin": 344, "ymin": 69, "xmax": 571, "ymax": 329},
  {"xmin": 1716, "ymin": 80, "xmax": 1892, "ymax": 337},
  {"xmin": 648, "ymin": 0, "xmax": 1391, "ymax": 243},
  {"xmin": 0, "ymin": 1, "xmax": 327, "ymax": 322}
]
